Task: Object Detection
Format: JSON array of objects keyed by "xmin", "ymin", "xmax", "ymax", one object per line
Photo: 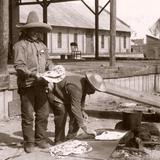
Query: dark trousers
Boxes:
[
  {"xmin": 20, "ymin": 85, "xmax": 50, "ymax": 144},
  {"xmin": 49, "ymin": 101, "xmax": 80, "ymax": 143}
]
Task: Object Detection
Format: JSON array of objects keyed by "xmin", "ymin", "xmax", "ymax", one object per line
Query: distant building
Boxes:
[
  {"xmin": 131, "ymin": 38, "xmax": 144, "ymax": 53},
  {"xmin": 141, "ymin": 18, "xmax": 160, "ymax": 59},
  {"xmin": 144, "ymin": 35, "xmax": 160, "ymax": 59},
  {"xmin": 149, "ymin": 18, "xmax": 160, "ymax": 39},
  {"xmin": 20, "ymin": 2, "xmax": 132, "ymax": 57},
  {"xmin": 131, "ymin": 34, "xmax": 160, "ymax": 59}
]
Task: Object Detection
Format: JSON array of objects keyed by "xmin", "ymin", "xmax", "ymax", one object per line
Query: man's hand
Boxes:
[
  {"xmin": 81, "ymin": 125, "xmax": 97, "ymax": 137},
  {"xmin": 48, "ymin": 82, "xmax": 54, "ymax": 92},
  {"xmin": 30, "ymin": 72, "xmax": 42, "ymax": 80},
  {"xmin": 82, "ymin": 111, "xmax": 88, "ymax": 121},
  {"xmin": 85, "ymin": 129, "xmax": 97, "ymax": 136},
  {"xmin": 35, "ymin": 72, "xmax": 42, "ymax": 79}
]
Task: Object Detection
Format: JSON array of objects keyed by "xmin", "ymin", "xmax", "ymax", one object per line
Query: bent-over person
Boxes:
[{"xmin": 47, "ymin": 72, "xmax": 106, "ymax": 144}]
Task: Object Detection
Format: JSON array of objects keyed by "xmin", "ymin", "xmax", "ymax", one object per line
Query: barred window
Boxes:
[
  {"xmin": 101, "ymin": 35, "xmax": 105, "ymax": 48},
  {"xmin": 74, "ymin": 33, "xmax": 78, "ymax": 43},
  {"xmin": 57, "ymin": 32, "xmax": 62, "ymax": 48},
  {"xmin": 124, "ymin": 36, "xmax": 126, "ymax": 49}
]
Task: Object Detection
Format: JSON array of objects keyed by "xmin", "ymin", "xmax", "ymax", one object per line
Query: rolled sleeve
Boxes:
[
  {"xmin": 42, "ymin": 46, "xmax": 54, "ymax": 71},
  {"xmin": 14, "ymin": 44, "xmax": 33, "ymax": 77}
]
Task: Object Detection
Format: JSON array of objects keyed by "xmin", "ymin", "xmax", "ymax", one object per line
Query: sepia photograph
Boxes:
[{"xmin": 1, "ymin": 0, "xmax": 160, "ymax": 159}]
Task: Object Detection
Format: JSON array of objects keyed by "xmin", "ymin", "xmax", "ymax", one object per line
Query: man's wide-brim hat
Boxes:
[
  {"xmin": 86, "ymin": 72, "xmax": 106, "ymax": 92},
  {"xmin": 16, "ymin": 11, "xmax": 52, "ymax": 32}
]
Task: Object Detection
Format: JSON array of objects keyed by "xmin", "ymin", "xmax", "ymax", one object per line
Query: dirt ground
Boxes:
[
  {"xmin": 3, "ymin": 59, "xmax": 160, "ymax": 160},
  {"xmin": 0, "ymin": 115, "xmax": 119, "ymax": 160},
  {"xmin": 1, "ymin": 92, "xmax": 160, "ymax": 160},
  {"xmin": 54, "ymin": 59, "xmax": 160, "ymax": 77}
]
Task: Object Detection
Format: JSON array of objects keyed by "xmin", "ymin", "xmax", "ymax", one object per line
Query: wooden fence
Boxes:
[{"xmin": 105, "ymin": 74, "xmax": 160, "ymax": 93}]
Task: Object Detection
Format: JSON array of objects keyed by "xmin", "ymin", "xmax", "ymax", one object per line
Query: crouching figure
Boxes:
[{"xmin": 47, "ymin": 72, "xmax": 106, "ymax": 144}]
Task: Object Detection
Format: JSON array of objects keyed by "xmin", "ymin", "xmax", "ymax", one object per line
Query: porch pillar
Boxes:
[
  {"xmin": 95, "ymin": 0, "xmax": 99, "ymax": 59},
  {"xmin": 43, "ymin": 4, "xmax": 48, "ymax": 45},
  {"xmin": 9, "ymin": 0, "xmax": 19, "ymax": 63},
  {"xmin": 110, "ymin": 0, "xmax": 116, "ymax": 66},
  {"xmin": 0, "ymin": 0, "xmax": 9, "ymax": 89}
]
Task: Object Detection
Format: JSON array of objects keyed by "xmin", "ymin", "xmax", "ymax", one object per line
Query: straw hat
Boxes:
[
  {"xmin": 85, "ymin": 72, "xmax": 106, "ymax": 92},
  {"xmin": 16, "ymin": 11, "xmax": 52, "ymax": 32}
]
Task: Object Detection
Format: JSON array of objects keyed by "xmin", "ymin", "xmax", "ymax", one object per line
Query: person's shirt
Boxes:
[
  {"xmin": 52, "ymin": 75, "xmax": 87, "ymax": 128},
  {"xmin": 13, "ymin": 39, "xmax": 52, "ymax": 88}
]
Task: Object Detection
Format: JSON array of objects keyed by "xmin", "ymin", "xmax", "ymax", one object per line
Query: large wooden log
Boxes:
[{"xmin": 104, "ymin": 82, "xmax": 160, "ymax": 109}]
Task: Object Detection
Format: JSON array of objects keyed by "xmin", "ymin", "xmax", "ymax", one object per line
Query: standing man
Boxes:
[
  {"xmin": 47, "ymin": 72, "xmax": 106, "ymax": 144},
  {"xmin": 14, "ymin": 11, "xmax": 53, "ymax": 153}
]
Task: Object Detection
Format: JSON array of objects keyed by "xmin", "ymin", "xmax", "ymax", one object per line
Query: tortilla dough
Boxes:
[
  {"xmin": 50, "ymin": 140, "xmax": 92, "ymax": 157},
  {"xmin": 95, "ymin": 131, "xmax": 127, "ymax": 140}
]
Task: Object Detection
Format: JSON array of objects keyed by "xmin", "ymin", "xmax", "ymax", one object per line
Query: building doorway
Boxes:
[{"xmin": 86, "ymin": 33, "xmax": 94, "ymax": 54}]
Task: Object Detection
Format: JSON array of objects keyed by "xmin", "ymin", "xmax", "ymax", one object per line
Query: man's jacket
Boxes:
[
  {"xmin": 14, "ymin": 39, "xmax": 51, "ymax": 88},
  {"xmin": 49, "ymin": 75, "xmax": 87, "ymax": 128}
]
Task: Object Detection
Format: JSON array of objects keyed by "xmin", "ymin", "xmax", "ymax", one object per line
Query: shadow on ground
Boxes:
[
  {"xmin": 0, "ymin": 132, "xmax": 22, "ymax": 148},
  {"xmin": 13, "ymin": 131, "xmax": 55, "ymax": 138},
  {"xmin": 13, "ymin": 131, "xmax": 55, "ymax": 145}
]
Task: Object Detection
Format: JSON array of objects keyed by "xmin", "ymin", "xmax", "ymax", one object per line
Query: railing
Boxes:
[{"xmin": 105, "ymin": 74, "xmax": 160, "ymax": 93}]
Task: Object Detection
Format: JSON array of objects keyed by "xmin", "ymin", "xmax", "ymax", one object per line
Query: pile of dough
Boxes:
[{"xmin": 49, "ymin": 140, "xmax": 92, "ymax": 158}]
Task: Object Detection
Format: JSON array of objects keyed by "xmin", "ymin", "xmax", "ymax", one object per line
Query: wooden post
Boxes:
[
  {"xmin": 0, "ymin": 0, "xmax": 9, "ymax": 73},
  {"xmin": 95, "ymin": 0, "xmax": 99, "ymax": 59},
  {"xmin": 41, "ymin": 0, "xmax": 49, "ymax": 45},
  {"xmin": 9, "ymin": 0, "xmax": 19, "ymax": 63},
  {"xmin": 109, "ymin": 0, "xmax": 116, "ymax": 66},
  {"xmin": 43, "ymin": 5, "xmax": 48, "ymax": 45},
  {"xmin": 0, "ymin": 0, "xmax": 9, "ymax": 90}
]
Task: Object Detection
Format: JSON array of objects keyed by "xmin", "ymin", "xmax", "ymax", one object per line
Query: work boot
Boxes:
[
  {"xmin": 24, "ymin": 142, "xmax": 35, "ymax": 153},
  {"xmin": 35, "ymin": 141, "xmax": 50, "ymax": 149},
  {"xmin": 66, "ymin": 133, "xmax": 77, "ymax": 140},
  {"xmin": 54, "ymin": 140, "xmax": 65, "ymax": 146}
]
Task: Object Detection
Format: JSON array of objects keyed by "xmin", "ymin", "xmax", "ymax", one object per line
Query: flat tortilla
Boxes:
[{"xmin": 95, "ymin": 131, "xmax": 127, "ymax": 140}]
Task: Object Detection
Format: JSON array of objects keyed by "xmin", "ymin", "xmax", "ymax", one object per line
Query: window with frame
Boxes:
[
  {"xmin": 101, "ymin": 35, "xmax": 105, "ymax": 48},
  {"xmin": 74, "ymin": 33, "xmax": 78, "ymax": 43},
  {"xmin": 57, "ymin": 32, "xmax": 62, "ymax": 48},
  {"xmin": 124, "ymin": 36, "xmax": 126, "ymax": 49}
]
